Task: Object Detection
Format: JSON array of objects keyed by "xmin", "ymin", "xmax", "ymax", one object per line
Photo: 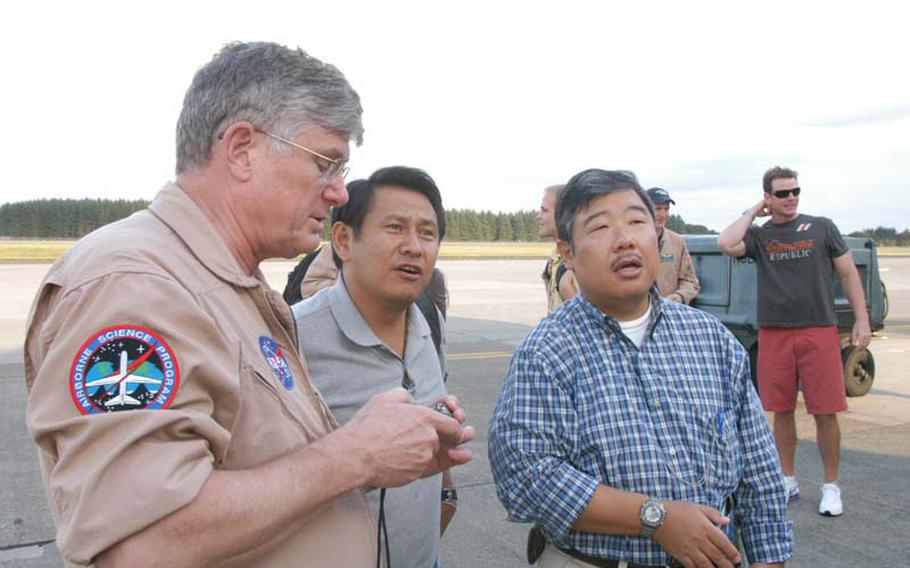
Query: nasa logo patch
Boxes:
[
  {"xmin": 70, "ymin": 325, "xmax": 180, "ymax": 415},
  {"xmin": 258, "ymin": 336, "xmax": 295, "ymax": 390}
]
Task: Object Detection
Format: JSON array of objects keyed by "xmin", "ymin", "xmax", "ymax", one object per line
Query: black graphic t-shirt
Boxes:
[{"xmin": 742, "ymin": 214, "xmax": 848, "ymax": 327}]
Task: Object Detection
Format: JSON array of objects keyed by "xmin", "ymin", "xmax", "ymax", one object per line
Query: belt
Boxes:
[{"xmin": 558, "ymin": 546, "xmax": 684, "ymax": 568}]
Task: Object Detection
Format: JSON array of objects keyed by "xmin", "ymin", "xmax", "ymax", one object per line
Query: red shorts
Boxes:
[{"xmin": 757, "ymin": 326, "xmax": 847, "ymax": 415}]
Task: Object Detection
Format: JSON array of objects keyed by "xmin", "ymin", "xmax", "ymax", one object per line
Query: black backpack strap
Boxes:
[
  {"xmin": 415, "ymin": 291, "xmax": 442, "ymax": 355},
  {"xmin": 282, "ymin": 248, "xmax": 322, "ymax": 305},
  {"xmin": 555, "ymin": 262, "xmax": 568, "ymax": 288}
]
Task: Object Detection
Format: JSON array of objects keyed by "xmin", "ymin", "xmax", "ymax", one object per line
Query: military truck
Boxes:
[{"xmin": 685, "ymin": 235, "xmax": 886, "ymax": 397}]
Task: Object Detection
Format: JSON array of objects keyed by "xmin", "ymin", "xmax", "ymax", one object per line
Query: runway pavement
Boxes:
[{"xmin": 2, "ymin": 258, "xmax": 909, "ymax": 567}]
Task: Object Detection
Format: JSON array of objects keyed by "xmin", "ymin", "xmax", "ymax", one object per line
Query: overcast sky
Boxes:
[{"xmin": 3, "ymin": 1, "xmax": 908, "ymax": 233}]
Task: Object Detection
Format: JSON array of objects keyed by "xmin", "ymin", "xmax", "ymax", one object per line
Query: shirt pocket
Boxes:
[
  {"xmin": 659, "ymin": 382, "xmax": 737, "ymax": 490},
  {"xmin": 221, "ymin": 344, "xmax": 319, "ymax": 468},
  {"xmin": 688, "ymin": 408, "xmax": 739, "ymax": 493}
]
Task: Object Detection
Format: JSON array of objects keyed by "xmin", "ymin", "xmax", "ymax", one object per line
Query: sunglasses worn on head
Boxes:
[{"xmin": 771, "ymin": 187, "xmax": 801, "ymax": 199}]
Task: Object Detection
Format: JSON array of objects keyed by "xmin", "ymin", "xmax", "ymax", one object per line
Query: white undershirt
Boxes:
[{"xmin": 617, "ymin": 302, "xmax": 652, "ymax": 348}]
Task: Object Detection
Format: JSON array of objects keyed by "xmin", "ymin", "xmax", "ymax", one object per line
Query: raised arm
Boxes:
[{"xmin": 717, "ymin": 200, "xmax": 768, "ymax": 257}]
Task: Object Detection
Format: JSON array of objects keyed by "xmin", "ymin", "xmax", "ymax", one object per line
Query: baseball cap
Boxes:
[{"xmin": 647, "ymin": 187, "xmax": 675, "ymax": 205}]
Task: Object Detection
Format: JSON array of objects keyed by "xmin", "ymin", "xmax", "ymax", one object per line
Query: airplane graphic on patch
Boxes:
[
  {"xmin": 85, "ymin": 349, "xmax": 162, "ymax": 407},
  {"xmin": 70, "ymin": 324, "xmax": 180, "ymax": 415}
]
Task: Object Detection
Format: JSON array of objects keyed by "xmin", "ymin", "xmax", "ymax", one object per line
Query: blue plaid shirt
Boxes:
[{"xmin": 489, "ymin": 292, "xmax": 793, "ymax": 565}]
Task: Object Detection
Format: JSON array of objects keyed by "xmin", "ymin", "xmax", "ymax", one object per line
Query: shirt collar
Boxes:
[
  {"xmin": 327, "ymin": 276, "xmax": 431, "ymax": 349},
  {"xmin": 148, "ymin": 182, "xmax": 262, "ymax": 288},
  {"xmin": 575, "ymin": 286, "xmax": 665, "ymax": 337},
  {"xmin": 764, "ymin": 213, "xmax": 804, "ymax": 228}
]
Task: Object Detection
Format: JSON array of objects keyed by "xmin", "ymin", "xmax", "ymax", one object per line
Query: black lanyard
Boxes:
[{"xmin": 376, "ymin": 488, "xmax": 391, "ymax": 568}]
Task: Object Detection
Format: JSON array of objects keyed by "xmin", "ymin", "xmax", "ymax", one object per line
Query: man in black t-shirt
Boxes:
[{"xmin": 717, "ymin": 166, "xmax": 871, "ymax": 519}]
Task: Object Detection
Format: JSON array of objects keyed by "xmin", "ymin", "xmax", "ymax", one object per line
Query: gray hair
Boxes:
[
  {"xmin": 543, "ymin": 184, "xmax": 565, "ymax": 197},
  {"xmin": 555, "ymin": 169, "xmax": 654, "ymax": 245},
  {"xmin": 176, "ymin": 41, "xmax": 364, "ymax": 174}
]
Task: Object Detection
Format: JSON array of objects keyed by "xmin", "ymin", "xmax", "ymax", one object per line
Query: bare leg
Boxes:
[
  {"xmin": 814, "ymin": 413, "xmax": 841, "ymax": 482},
  {"xmin": 773, "ymin": 411, "xmax": 797, "ymax": 476}
]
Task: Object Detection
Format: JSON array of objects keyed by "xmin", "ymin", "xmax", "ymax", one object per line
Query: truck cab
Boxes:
[{"xmin": 685, "ymin": 235, "xmax": 886, "ymax": 396}]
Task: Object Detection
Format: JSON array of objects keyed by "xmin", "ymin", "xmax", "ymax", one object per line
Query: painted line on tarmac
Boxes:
[
  {"xmin": 0, "ymin": 539, "xmax": 55, "ymax": 561},
  {"xmin": 448, "ymin": 351, "xmax": 514, "ymax": 361}
]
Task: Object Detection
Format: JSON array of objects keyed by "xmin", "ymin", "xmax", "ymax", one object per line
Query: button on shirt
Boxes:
[{"xmin": 488, "ymin": 292, "xmax": 792, "ymax": 566}]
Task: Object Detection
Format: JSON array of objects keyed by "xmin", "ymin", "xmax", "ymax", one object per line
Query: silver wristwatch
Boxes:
[{"xmin": 639, "ymin": 498, "xmax": 666, "ymax": 538}]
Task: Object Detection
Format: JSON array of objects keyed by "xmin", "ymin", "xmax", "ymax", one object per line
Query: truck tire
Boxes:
[{"xmin": 842, "ymin": 345, "xmax": 875, "ymax": 397}]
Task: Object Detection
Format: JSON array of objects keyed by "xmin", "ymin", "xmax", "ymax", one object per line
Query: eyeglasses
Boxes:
[
  {"xmin": 771, "ymin": 187, "xmax": 801, "ymax": 199},
  {"xmin": 256, "ymin": 129, "xmax": 350, "ymax": 182}
]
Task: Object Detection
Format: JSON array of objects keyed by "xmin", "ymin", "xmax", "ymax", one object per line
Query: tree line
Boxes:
[
  {"xmin": 0, "ymin": 197, "xmax": 810, "ymax": 242},
  {"xmin": 848, "ymin": 226, "xmax": 910, "ymax": 247},
  {"xmin": 0, "ymin": 198, "xmax": 151, "ymax": 239}
]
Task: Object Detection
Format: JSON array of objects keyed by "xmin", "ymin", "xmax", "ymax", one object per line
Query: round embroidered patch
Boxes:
[
  {"xmin": 69, "ymin": 325, "xmax": 180, "ymax": 415},
  {"xmin": 258, "ymin": 335, "xmax": 295, "ymax": 390}
]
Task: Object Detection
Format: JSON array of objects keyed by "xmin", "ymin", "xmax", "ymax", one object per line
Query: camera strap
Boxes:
[{"xmin": 376, "ymin": 488, "xmax": 391, "ymax": 568}]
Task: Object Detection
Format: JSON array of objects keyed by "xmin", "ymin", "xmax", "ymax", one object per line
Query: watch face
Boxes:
[
  {"xmin": 644, "ymin": 504, "xmax": 662, "ymax": 523},
  {"xmin": 641, "ymin": 502, "xmax": 664, "ymax": 525}
]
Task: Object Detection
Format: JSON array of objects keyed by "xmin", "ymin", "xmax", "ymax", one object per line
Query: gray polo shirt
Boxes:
[{"xmin": 292, "ymin": 278, "xmax": 447, "ymax": 568}]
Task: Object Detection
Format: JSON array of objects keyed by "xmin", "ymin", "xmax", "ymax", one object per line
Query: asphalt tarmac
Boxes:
[{"xmin": 2, "ymin": 258, "xmax": 909, "ymax": 567}]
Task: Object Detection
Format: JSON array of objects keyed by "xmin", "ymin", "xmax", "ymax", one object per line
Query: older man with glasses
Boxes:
[
  {"xmin": 24, "ymin": 41, "xmax": 473, "ymax": 568},
  {"xmin": 718, "ymin": 166, "xmax": 871, "ymax": 518}
]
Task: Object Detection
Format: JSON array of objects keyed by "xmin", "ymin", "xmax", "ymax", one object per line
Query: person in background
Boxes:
[
  {"xmin": 717, "ymin": 166, "xmax": 871, "ymax": 517},
  {"xmin": 538, "ymin": 183, "xmax": 576, "ymax": 311},
  {"xmin": 646, "ymin": 187, "xmax": 700, "ymax": 304}
]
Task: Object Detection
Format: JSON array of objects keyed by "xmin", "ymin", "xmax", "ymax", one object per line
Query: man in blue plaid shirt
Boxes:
[{"xmin": 489, "ymin": 169, "xmax": 792, "ymax": 568}]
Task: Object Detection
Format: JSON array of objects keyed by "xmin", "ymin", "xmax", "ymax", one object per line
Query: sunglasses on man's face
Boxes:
[{"xmin": 771, "ymin": 187, "xmax": 801, "ymax": 199}]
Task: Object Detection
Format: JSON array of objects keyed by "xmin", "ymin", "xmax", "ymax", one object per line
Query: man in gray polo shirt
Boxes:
[{"xmin": 293, "ymin": 166, "xmax": 455, "ymax": 568}]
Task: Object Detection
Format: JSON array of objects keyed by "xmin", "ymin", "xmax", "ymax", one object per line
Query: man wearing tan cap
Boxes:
[{"xmin": 24, "ymin": 41, "xmax": 473, "ymax": 568}]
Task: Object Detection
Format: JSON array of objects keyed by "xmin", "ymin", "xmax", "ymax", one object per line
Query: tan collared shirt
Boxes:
[
  {"xmin": 655, "ymin": 228, "xmax": 700, "ymax": 304},
  {"xmin": 300, "ymin": 244, "xmax": 338, "ymax": 299},
  {"xmin": 24, "ymin": 183, "xmax": 374, "ymax": 567}
]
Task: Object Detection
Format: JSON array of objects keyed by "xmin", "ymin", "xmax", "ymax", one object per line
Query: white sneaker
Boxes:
[
  {"xmin": 819, "ymin": 483, "xmax": 843, "ymax": 516},
  {"xmin": 784, "ymin": 475, "xmax": 800, "ymax": 502}
]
